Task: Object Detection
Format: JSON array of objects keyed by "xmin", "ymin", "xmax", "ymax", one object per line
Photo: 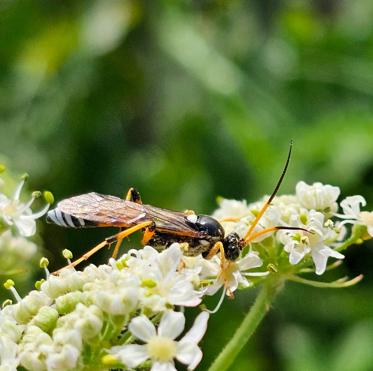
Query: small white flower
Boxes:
[
  {"xmin": 0, "ymin": 179, "xmax": 50, "ymax": 237},
  {"xmin": 336, "ymin": 195, "xmax": 373, "ymax": 237},
  {"xmin": 126, "ymin": 244, "xmax": 202, "ymax": 311},
  {"xmin": 296, "ymin": 181, "xmax": 340, "ymax": 214},
  {"xmin": 278, "ymin": 210, "xmax": 344, "ymax": 275},
  {"xmin": 110, "ymin": 310, "xmax": 209, "ymax": 371},
  {"xmin": 205, "ymin": 251, "xmax": 268, "ymax": 296}
]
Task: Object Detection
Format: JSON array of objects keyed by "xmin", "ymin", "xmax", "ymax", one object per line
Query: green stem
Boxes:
[{"xmin": 208, "ymin": 277, "xmax": 283, "ymax": 371}]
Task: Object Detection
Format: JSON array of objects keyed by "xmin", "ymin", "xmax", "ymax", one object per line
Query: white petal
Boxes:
[
  {"xmin": 176, "ymin": 341, "xmax": 200, "ymax": 367},
  {"xmin": 289, "ymin": 249, "xmax": 305, "ymax": 265},
  {"xmin": 188, "ymin": 347, "xmax": 203, "ymax": 370},
  {"xmin": 157, "ymin": 244, "xmax": 182, "ymax": 275},
  {"xmin": 129, "ymin": 316, "xmax": 156, "ymax": 342},
  {"xmin": 181, "ymin": 311, "xmax": 209, "ymax": 344},
  {"xmin": 158, "ymin": 311, "xmax": 185, "ymax": 339},
  {"xmin": 311, "ymin": 248, "xmax": 328, "ymax": 275},
  {"xmin": 203, "ymin": 281, "xmax": 222, "ymax": 296},
  {"xmin": 151, "ymin": 361, "xmax": 177, "ymax": 371},
  {"xmin": 111, "ymin": 344, "xmax": 149, "ymax": 368},
  {"xmin": 15, "ymin": 217, "xmax": 36, "ymax": 237},
  {"xmin": 340, "ymin": 196, "xmax": 366, "ymax": 218},
  {"xmin": 238, "ymin": 252, "xmax": 263, "ymax": 271}
]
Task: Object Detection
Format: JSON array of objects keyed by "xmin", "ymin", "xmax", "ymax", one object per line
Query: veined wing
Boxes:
[
  {"xmin": 47, "ymin": 192, "xmax": 150, "ymax": 228},
  {"xmin": 142, "ymin": 204, "xmax": 203, "ymax": 238}
]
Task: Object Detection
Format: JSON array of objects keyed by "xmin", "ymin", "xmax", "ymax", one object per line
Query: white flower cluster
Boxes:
[
  {"xmin": 0, "ymin": 169, "xmax": 50, "ymax": 278},
  {"xmin": 213, "ymin": 181, "xmax": 372, "ymax": 275},
  {"xmin": 1, "ymin": 180, "xmax": 370, "ymax": 371},
  {"xmin": 0, "ymin": 242, "xmax": 268, "ymax": 370}
]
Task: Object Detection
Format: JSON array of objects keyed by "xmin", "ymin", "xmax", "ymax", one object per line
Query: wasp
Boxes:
[{"xmin": 47, "ymin": 144, "xmax": 305, "ymax": 274}]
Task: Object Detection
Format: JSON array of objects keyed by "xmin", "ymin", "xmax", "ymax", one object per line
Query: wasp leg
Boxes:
[
  {"xmin": 53, "ymin": 221, "xmax": 153, "ymax": 275},
  {"xmin": 207, "ymin": 241, "xmax": 234, "ymax": 298},
  {"xmin": 125, "ymin": 187, "xmax": 142, "ymax": 204},
  {"xmin": 141, "ymin": 222, "xmax": 156, "ymax": 245}
]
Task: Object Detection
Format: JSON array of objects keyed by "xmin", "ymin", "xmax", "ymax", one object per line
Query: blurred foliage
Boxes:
[{"xmin": 1, "ymin": 0, "xmax": 373, "ymax": 370}]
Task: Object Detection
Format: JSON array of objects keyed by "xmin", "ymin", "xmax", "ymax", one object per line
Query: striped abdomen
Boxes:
[{"xmin": 46, "ymin": 208, "xmax": 96, "ymax": 228}]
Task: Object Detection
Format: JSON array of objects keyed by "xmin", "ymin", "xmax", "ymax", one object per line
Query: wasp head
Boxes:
[{"xmin": 223, "ymin": 232, "xmax": 241, "ymax": 261}]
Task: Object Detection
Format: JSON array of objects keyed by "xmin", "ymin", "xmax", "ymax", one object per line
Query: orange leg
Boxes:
[
  {"xmin": 141, "ymin": 222, "xmax": 156, "ymax": 245},
  {"xmin": 207, "ymin": 241, "xmax": 234, "ymax": 298},
  {"xmin": 53, "ymin": 221, "xmax": 153, "ymax": 275},
  {"xmin": 205, "ymin": 241, "xmax": 224, "ymax": 260}
]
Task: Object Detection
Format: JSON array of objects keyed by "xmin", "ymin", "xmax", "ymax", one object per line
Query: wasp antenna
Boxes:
[{"xmin": 243, "ymin": 142, "xmax": 293, "ymax": 241}]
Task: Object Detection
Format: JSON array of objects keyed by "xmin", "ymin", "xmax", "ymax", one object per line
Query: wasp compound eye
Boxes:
[
  {"xmin": 223, "ymin": 232, "xmax": 241, "ymax": 261},
  {"xmin": 187, "ymin": 215, "xmax": 225, "ymax": 239}
]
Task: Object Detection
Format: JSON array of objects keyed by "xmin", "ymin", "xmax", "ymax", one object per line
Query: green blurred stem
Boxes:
[{"xmin": 208, "ymin": 277, "xmax": 283, "ymax": 371}]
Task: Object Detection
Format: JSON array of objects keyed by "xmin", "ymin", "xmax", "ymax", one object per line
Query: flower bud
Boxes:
[
  {"xmin": 55, "ymin": 292, "xmax": 84, "ymax": 314},
  {"xmin": 14, "ymin": 291, "xmax": 52, "ymax": 324},
  {"xmin": 32, "ymin": 306, "xmax": 59, "ymax": 333}
]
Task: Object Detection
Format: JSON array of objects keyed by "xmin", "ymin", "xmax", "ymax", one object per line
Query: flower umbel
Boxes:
[{"xmin": 0, "ymin": 177, "xmax": 370, "ymax": 371}]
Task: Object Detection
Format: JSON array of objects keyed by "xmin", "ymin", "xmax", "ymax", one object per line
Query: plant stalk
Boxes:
[{"xmin": 208, "ymin": 277, "xmax": 283, "ymax": 371}]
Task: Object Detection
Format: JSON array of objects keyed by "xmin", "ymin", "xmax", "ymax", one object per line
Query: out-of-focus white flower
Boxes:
[
  {"xmin": 336, "ymin": 195, "xmax": 373, "ymax": 237},
  {"xmin": 296, "ymin": 181, "xmax": 340, "ymax": 214},
  {"xmin": 0, "ymin": 178, "xmax": 50, "ymax": 237},
  {"xmin": 0, "ymin": 336, "xmax": 19, "ymax": 371},
  {"xmin": 205, "ymin": 251, "xmax": 268, "ymax": 296},
  {"xmin": 0, "ymin": 230, "xmax": 38, "ymax": 275},
  {"xmin": 278, "ymin": 210, "xmax": 344, "ymax": 275},
  {"xmin": 109, "ymin": 310, "xmax": 209, "ymax": 371},
  {"xmin": 212, "ymin": 199, "xmax": 251, "ymax": 221}
]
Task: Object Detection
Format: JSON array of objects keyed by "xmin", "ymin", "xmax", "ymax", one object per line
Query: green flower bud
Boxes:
[
  {"xmin": 56, "ymin": 292, "xmax": 84, "ymax": 314},
  {"xmin": 32, "ymin": 306, "xmax": 58, "ymax": 333},
  {"xmin": 14, "ymin": 291, "xmax": 52, "ymax": 324}
]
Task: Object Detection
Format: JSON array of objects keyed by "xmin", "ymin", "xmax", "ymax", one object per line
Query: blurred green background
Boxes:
[{"xmin": 1, "ymin": 0, "xmax": 373, "ymax": 370}]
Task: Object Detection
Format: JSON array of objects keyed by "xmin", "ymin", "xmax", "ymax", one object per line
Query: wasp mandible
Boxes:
[{"xmin": 47, "ymin": 143, "xmax": 305, "ymax": 274}]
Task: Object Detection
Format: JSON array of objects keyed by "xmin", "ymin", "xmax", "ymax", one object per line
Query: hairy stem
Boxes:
[{"xmin": 208, "ymin": 277, "xmax": 283, "ymax": 371}]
